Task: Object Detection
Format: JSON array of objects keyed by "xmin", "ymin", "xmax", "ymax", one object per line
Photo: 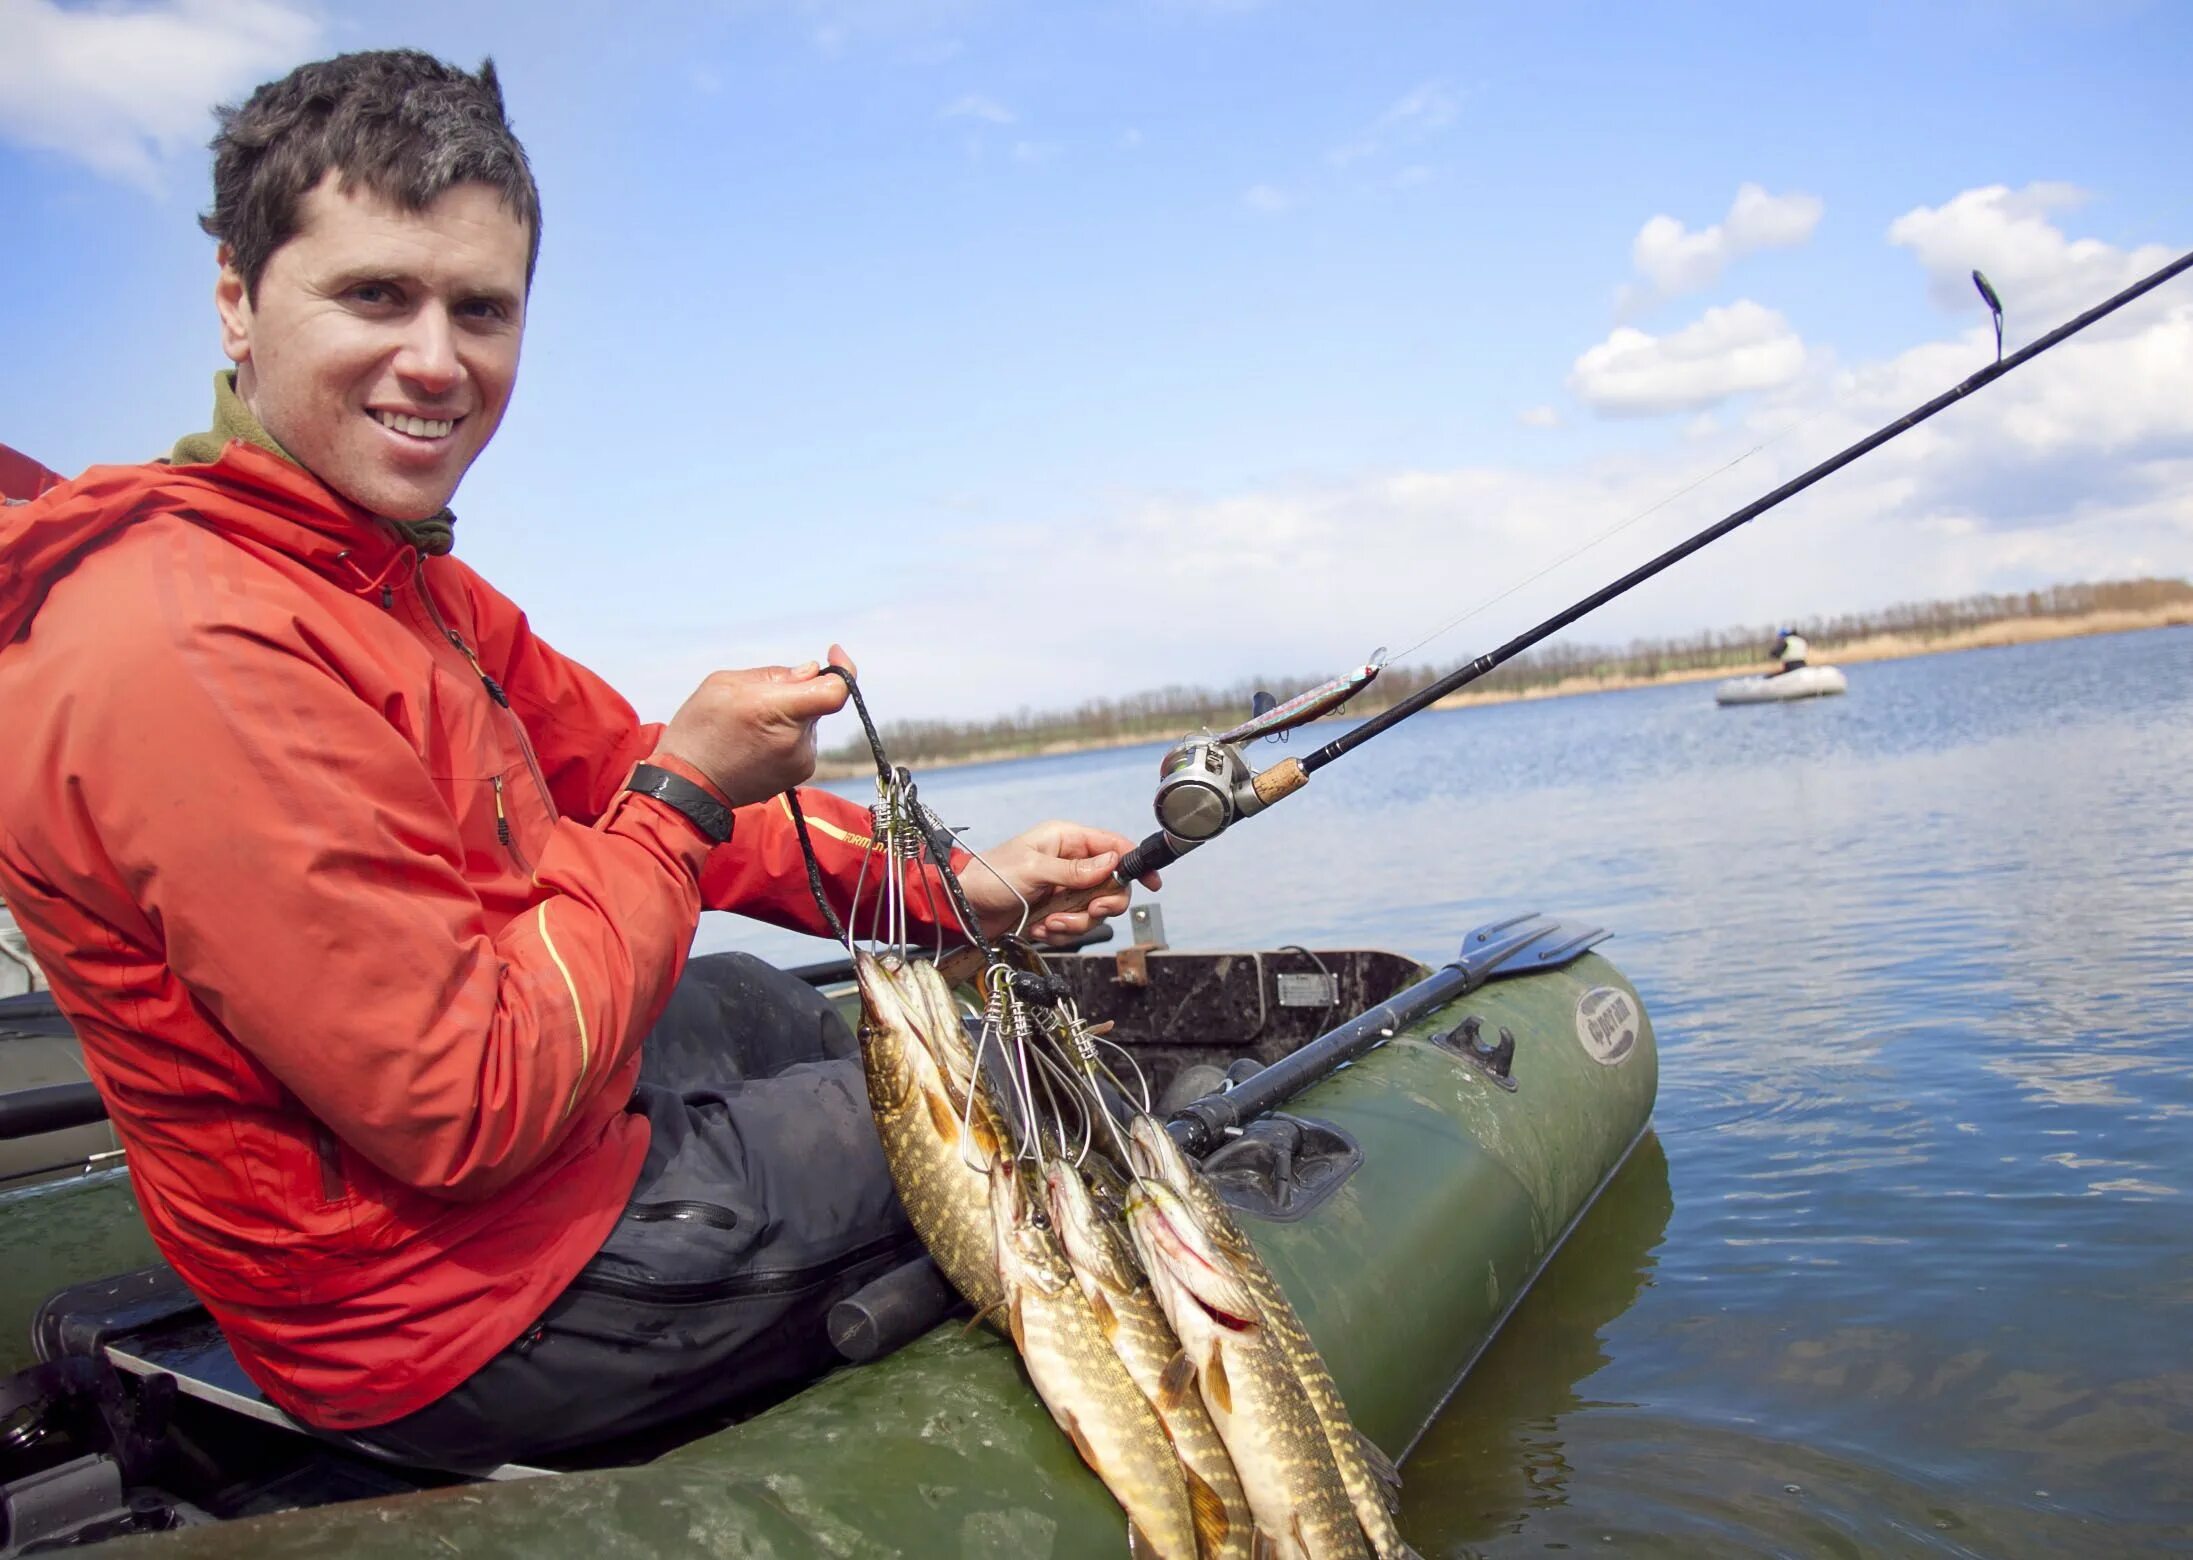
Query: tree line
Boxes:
[{"xmin": 827, "ymin": 576, "xmax": 2193, "ymax": 766}]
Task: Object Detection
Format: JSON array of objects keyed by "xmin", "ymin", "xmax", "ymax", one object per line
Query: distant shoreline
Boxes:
[{"xmin": 813, "ymin": 605, "xmax": 2193, "ymax": 778}]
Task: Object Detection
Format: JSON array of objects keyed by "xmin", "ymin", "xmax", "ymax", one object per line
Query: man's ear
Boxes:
[{"xmin": 214, "ymin": 245, "xmax": 252, "ymax": 366}]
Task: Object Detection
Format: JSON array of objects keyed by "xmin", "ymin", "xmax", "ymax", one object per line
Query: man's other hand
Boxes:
[
  {"xmin": 960, "ymin": 820, "xmax": 1163, "ymax": 945},
  {"xmin": 655, "ymin": 644, "xmax": 854, "ymax": 808}
]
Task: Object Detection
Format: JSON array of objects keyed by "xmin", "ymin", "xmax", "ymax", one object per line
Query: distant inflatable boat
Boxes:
[{"xmin": 1714, "ymin": 665, "xmax": 1849, "ymax": 705}]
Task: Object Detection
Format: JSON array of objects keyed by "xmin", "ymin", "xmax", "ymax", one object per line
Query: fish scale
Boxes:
[
  {"xmin": 853, "ymin": 951, "xmax": 1002, "ymax": 1312},
  {"xmin": 1127, "ymin": 1182, "xmax": 1365, "ymax": 1560},
  {"xmin": 1048, "ymin": 1161, "xmax": 1253, "ymax": 1560},
  {"xmin": 1129, "ymin": 1118, "xmax": 1418, "ymax": 1560},
  {"xmin": 992, "ymin": 1158, "xmax": 1201, "ymax": 1560}
]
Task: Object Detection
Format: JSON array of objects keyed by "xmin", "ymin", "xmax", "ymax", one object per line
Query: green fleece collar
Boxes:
[{"xmin": 171, "ymin": 370, "xmax": 456, "ymax": 557}]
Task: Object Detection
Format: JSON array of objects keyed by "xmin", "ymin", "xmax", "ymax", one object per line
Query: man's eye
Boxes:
[
  {"xmin": 458, "ymin": 299, "xmax": 511, "ymax": 324},
  {"xmin": 349, "ymin": 283, "xmax": 396, "ymax": 306}
]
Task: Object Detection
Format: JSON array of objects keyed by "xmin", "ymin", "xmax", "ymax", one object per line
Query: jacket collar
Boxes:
[{"xmin": 169, "ymin": 371, "xmax": 457, "ymax": 560}]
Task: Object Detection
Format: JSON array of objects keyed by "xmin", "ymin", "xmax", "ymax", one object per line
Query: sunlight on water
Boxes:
[{"xmin": 715, "ymin": 625, "xmax": 2193, "ymax": 1554}]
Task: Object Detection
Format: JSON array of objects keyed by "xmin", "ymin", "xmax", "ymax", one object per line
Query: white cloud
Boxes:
[
  {"xmin": 1625, "ymin": 183, "xmax": 1824, "ymax": 306},
  {"xmin": 1242, "ymin": 183, "xmax": 1295, "ymax": 215},
  {"xmin": 1570, "ymin": 300, "xmax": 1807, "ymax": 416},
  {"xmin": 506, "ymin": 187, "xmax": 2193, "ymax": 727},
  {"xmin": 0, "ymin": 0, "xmax": 321, "ymax": 187},
  {"xmin": 1119, "ymin": 128, "xmax": 1145, "ymax": 150},
  {"xmin": 1519, "ymin": 405, "xmax": 1563, "ymax": 429},
  {"xmin": 1010, "ymin": 139, "xmax": 1056, "ymax": 165},
  {"xmin": 941, "ymin": 93, "xmax": 1015, "ymax": 125},
  {"xmin": 1327, "ymin": 81, "xmax": 1458, "ymax": 167},
  {"xmin": 1887, "ymin": 182, "xmax": 2179, "ymax": 328}
]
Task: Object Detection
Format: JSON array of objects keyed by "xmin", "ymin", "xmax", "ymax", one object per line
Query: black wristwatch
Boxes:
[{"xmin": 624, "ymin": 763, "xmax": 733, "ymax": 844}]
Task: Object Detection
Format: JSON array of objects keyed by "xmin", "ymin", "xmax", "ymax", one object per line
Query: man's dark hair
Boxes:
[{"xmin": 201, "ymin": 50, "xmax": 542, "ymax": 299}]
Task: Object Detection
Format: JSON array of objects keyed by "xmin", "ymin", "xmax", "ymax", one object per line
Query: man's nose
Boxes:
[{"xmin": 392, "ymin": 305, "xmax": 460, "ymax": 395}]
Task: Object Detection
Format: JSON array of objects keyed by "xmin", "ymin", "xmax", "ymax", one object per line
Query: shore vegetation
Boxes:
[{"xmin": 819, "ymin": 577, "xmax": 2193, "ymax": 775}]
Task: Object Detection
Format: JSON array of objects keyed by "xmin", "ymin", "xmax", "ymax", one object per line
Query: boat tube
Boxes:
[
  {"xmin": 1714, "ymin": 664, "xmax": 1849, "ymax": 705},
  {"xmin": 0, "ymin": 915, "xmax": 1657, "ymax": 1555}
]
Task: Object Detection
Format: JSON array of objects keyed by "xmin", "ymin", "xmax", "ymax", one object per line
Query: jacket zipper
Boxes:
[
  {"xmin": 490, "ymin": 775, "xmax": 529, "ymax": 871},
  {"xmin": 627, "ymin": 1199, "xmax": 742, "ymax": 1231},
  {"xmin": 564, "ymin": 1231, "xmax": 918, "ymax": 1306},
  {"xmin": 411, "ymin": 557, "xmax": 559, "ymax": 868}
]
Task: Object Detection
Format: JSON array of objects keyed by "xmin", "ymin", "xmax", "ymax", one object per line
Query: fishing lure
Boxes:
[{"xmin": 1213, "ymin": 650, "xmax": 1387, "ymax": 745}]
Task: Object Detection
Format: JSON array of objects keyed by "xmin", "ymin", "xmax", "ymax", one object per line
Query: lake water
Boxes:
[{"xmin": 710, "ymin": 625, "xmax": 2193, "ymax": 1557}]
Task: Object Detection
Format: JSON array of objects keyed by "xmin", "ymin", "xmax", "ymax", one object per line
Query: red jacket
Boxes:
[
  {"xmin": 0, "ymin": 442, "xmax": 61, "ymax": 501},
  {"xmin": 0, "ymin": 441, "xmax": 960, "ymax": 1429}
]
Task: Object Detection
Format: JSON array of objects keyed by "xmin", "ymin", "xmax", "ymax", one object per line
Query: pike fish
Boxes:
[
  {"xmin": 990, "ymin": 1154, "xmax": 1201, "ymax": 1560},
  {"xmin": 1126, "ymin": 1175, "xmax": 1363, "ymax": 1560},
  {"xmin": 1047, "ymin": 1158, "xmax": 1252, "ymax": 1560},
  {"xmin": 852, "ymin": 950, "xmax": 1002, "ymax": 1312},
  {"xmin": 1127, "ymin": 1117, "xmax": 1416, "ymax": 1560}
]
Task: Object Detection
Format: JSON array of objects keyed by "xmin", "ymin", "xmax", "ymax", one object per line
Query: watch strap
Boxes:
[{"xmin": 624, "ymin": 762, "xmax": 733, "ymax": 845}]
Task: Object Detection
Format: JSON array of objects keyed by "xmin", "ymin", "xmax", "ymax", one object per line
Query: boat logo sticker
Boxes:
[{"xmin": 1573, "ymin": 986, "xmax": 1637, "ymax": 1066}]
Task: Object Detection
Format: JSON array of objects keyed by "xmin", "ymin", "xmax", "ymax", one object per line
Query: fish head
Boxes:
[
  {"xmin": 854, "ymin": 949, "xmax": 916, "ymax": 1035},
  {"xmin": 1125, "ymin": 1113, "xmax": 1196, "ymax": 1187},
  {"xmin": 1123, "ymin": 1182, "xmax": 1261, "ymax": 1333},
  {"xmin": 853, "ymin": 951, "xmax": 921, "ymax": 1108},
  {"xmin": 989, "ymin": 1154, "xmax": 1073, "ymax": 1292},
  {"xmin": 1044, "ymin": 1159, "xmax": 1139, "ymax": 1292}
]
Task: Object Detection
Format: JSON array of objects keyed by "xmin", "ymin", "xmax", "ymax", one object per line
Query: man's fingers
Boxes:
[{"xmin": 777, "ymin": 671, "xmax": 851, "ymax": 717}]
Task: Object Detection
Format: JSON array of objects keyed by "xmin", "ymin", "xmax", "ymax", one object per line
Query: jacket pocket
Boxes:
[{"xmin": 311, "ymin": 1120, "xmax": 346, "ymax": 1205}]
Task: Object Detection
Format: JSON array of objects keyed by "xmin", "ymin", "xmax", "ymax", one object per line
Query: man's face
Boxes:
[{"xmin": 216, "ymin": 173, "xmax": 530, "ymax": 521}]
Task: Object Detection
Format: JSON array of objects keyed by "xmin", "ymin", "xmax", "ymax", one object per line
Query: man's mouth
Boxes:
[{"xmin": 372, "ymin": 409, "xmax": 459, "ymax": 440}]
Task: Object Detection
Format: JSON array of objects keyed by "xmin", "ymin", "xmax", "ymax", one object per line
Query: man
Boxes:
[
  {"xmin": 0, "ymin": 51, "xmax": 1151, "ymax": 1468},
  {"xmin": 1771, "ymin": 626, "xmax": 1809, "ymax": 674}
]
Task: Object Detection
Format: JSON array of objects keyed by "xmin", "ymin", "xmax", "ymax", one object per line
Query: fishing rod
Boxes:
[{"xmin": 1113, "ymin": 246, "xmax": 2193, "ymax": 886}]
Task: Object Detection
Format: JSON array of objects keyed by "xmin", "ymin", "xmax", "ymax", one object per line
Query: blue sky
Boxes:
[{"xmin": 4, "ymin": 0, "xmax": 2189, "ymax": 723}]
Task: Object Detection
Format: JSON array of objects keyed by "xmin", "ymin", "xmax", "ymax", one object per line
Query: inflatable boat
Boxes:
[
  {"xmin": 0, "ymin": 912, "xmax": 1657, "ymax": 1555},
  {"xmin": 1714, "ymin": 664, "xmax": 1848, "ymax": 705}
]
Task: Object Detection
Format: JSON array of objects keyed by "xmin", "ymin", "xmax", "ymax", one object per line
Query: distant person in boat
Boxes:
[
  {"xmin": 0, "ymin": 49, "xmax": 1156, "ymax": 1470},
  {"xmin": 1771, "ymin": 627, "xmax": 1810, "ymax": 675}
]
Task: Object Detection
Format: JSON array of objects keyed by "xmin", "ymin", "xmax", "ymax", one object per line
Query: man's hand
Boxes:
[
  {"xmin": 959, "ymin": 820, "xmax": 1163, "ymax": 945},
  {"xmin": 654, "ymin": 645, "xmax": 855, "ymax": 808}
]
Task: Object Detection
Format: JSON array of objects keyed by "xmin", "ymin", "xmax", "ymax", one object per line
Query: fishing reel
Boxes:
[{"xmin": 1151, "ymin": 735, "xmax": 1273, "ymax": 849}]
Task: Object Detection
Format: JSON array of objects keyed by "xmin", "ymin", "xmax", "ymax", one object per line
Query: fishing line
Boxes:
[
  {"xmin": 1382, "ymin": 398, "xmax": 1841, "ymax": 666},
  {"xmin": 1112, "ymin": 247, "xmax": 2193, "ymax": 887}
]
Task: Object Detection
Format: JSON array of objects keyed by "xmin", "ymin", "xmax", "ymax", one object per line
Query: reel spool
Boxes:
[{"xmin": 1151, "ymin": 735, "xmax": 1272, "ymax": 850}]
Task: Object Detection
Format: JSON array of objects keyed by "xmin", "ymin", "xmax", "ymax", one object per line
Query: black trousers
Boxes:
[{"xmin": 361, "ymin": 953, "xmax": 916, "ymax": 1470}]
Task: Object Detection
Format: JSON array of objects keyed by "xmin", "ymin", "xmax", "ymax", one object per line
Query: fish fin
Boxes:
[
  {"xmin": 1087, "ymin": 1284, "xmax": 1118, "ymax": 1338},
  {"xmin": 961, "ymin": 1300, "xmax": 1006, "ymax": 1337},
  {"xmin": 1184, "ymin": 1464, "xmax": 1230, "ymax": 1555},
  {"xmin": 922, "ymin": 1085, "xmax": 960, "ymax": 1141},
  {"xmin": 1006, "ymin": 1294, "xmax": 1026, "ymax": 1354},
  {"xmin": 1157, "ymin": 1348, "xmax": 1197, "ymax": 1412},
  {"xmin": 1251, "ymin": 1528, "xmax": 1281, "ymax": 1560},
  {"xmin": 1291, "ymin": 1513, "xmax": 1310, "ymax": 1554},
  {"xmin": 1203, "ymin": 1344, "xmax": 1232, "ymax": 1416},
  {"xmin": 1059, "ymin": 1408, "xmax": 1100, "ymax": 1472},
  {"xmin": 1126, "ymin": 1519, "xmax": 1154, "ymax": 1559},
  {"xmin": 1356, "ymin": 1428, "xmax": 1404, "ymax": 1502}
]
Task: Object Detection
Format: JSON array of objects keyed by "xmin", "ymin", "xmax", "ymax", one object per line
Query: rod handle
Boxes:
[
  {"xmin": 1251, "ymin": 757, "xmax": 1308, "ymax": 807},
  {"xmin": 1116, "ymin": 831, "xmax": 1180, "ymax": 884}
]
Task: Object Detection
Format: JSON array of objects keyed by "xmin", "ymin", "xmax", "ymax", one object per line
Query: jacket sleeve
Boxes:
[
  {"xmin": 77, "ymin": 601, "xmax": 714, "ymax": 1203},
  {"xmin": 457, "ymin": 565, "xmax": 971, "ymax": 945},
  {"xmin": 700, "ymin": 788, "xmax": 975, "ymax": 943}
]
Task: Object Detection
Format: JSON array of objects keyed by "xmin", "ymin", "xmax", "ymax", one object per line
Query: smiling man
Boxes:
[{"xmin": 0, "ymin": 51, "xmax": 1149, "ymax": 1469}]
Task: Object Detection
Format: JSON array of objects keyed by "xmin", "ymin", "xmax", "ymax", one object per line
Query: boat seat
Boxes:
[{"xmin": 30, "ymin": 1264, "xmax": 549, "ymax": 1482}]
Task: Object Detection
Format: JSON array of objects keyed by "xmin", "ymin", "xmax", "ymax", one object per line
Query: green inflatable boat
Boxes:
[{"xmin": 0, "ymin": 912, "xmax": 1656, "ymax": 1555}]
